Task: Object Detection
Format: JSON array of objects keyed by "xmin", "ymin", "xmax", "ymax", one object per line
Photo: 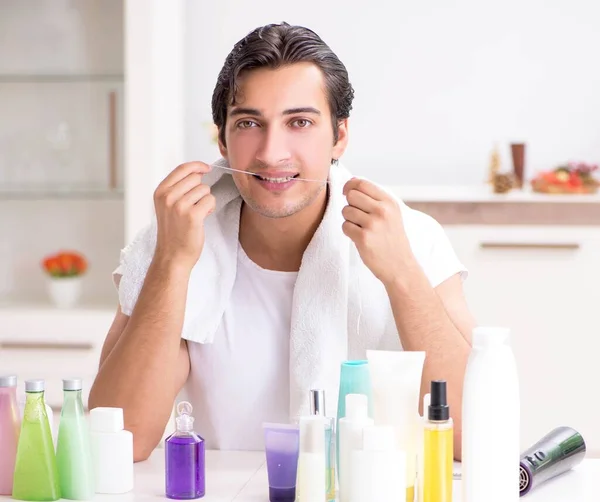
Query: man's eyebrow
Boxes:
[
  {"xmin": 282, "ymin": 107, "xmax": 321, "ymax": 116},
  {"xmin": 229, "ymin": 107, "xmax": 262, "ymax": 117},
  {"xmin": 228, "ymin": 106, "xmax": 322, "ymax": 117}
]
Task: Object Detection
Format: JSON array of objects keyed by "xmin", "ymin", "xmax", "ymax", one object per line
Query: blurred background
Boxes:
[{"xmin": 0, "ymin": 0, "xmax": 598, "ymax": 456}]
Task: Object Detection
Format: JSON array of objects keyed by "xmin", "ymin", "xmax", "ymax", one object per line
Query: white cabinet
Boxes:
[
  {"xmin": 0, "ymin": 306, "xmax": 114, "ymax": 409},
  {"xmin": 444, "ymin": 225, "xmax": 600, "ymax": 455}
]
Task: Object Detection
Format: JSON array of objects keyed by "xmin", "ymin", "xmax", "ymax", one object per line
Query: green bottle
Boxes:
[
  {"xmin": 12, "ymin": 380, "xmax": 60, "ymax": 501},
  {"xmin": 55, "ymin": 379, "xmax": 94, "ymax": 500}
]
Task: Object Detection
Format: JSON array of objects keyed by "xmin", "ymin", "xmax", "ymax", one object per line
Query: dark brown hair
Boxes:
[{"xmin": 211, "ymin": 22, "xmax": 354, "ymax": 148}]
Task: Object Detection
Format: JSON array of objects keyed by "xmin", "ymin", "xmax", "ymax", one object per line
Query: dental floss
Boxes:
[{"xmin": 210, "ymin": 164, "xmax": 331, "ymax": 184}]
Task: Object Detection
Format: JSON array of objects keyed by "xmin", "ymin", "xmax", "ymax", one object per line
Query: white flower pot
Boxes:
[{"xmin": 47, "ymin": 276, "xmax": 83, "ymax": 308}]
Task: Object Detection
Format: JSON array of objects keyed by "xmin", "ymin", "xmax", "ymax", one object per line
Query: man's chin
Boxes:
[{"xmin": 244, "ymin": 201, "xmax": 303, "ymax": 219}]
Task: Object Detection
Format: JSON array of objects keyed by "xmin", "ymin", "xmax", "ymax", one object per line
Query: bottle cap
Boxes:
[
  {"xmin": 299, "ymin": 415, "xmax": 325, "ymax": 454},
  {"xmin": 345, "ymin": 393, "xmax": 369, "ymax": 421},
  {"xmin": 473, "ymin": 327, "xmax": 510, "ymax": 347},
  {"xmin": 175, "ymin": 401, "xmax": 195, "ymax": 433},
  {"xmin": 90, "ymin": 407, "xmax": 125, "ymax": 433},
  {"xmin": 25, "ymin": 379, "xmax": 44, "ymax": 392},
  {"xmin": 309, "ymin": 389, "xmax": 326, "ymax": 416},
  {"xmin": 363, "ymin": 425, "xmax": 396, "ymax": 451},
  {"xmin": 0, "ymin": 375, "xmax": 17, "ymax": 387},
  {"xmin": 63, "ymin": 378, "xmax": 82, "ymax": 391},
  {"xmin": 428, "ymin": 380, "xmax": 450, "ymax": 421}
]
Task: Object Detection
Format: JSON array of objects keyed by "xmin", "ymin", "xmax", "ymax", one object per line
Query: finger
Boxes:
[
  {"xmin": 160, "ymin": 162, "xmax": 212, "ymax": 189},
  {"xmin": 191, "ymin": 193, "xmax": 216, "ymax": 219},
  {"xmin": 342, "ymin": 205, "xmax": 370, "ymax": 228},
  {"xmin": 343, "ymin": 178, "xmax": 386, "ymax": 201},
  {"xmin": 161, "ymin": 173, "xmax": 204, "ymax": 206},
  {"xmin": 342, "ymin": 220, "xmax": 362, "ymax": 241},
  {"xmin": 176, "ymin": 184, "xmax": 211, "ymax": 210},
  {"xmin": 345, "ymin": 188, "xmax": 378, "ymax": 213}
]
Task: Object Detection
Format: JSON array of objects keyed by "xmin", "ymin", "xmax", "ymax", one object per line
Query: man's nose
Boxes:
[{"xmin": 255, "ymin": 125, "xmax": 292, "ymax": 167}]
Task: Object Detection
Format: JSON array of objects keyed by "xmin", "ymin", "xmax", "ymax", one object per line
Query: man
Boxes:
[{"xmin": 89, "ymin": 22, "xmax": 475, "ymax": 462}]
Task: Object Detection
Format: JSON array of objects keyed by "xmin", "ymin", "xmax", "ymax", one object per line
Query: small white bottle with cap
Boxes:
[
  {"xmin": 338, "ymin": 393, "xmax": 374, "ymax": 502},
  {"xmin": 296, "ymin": 415, "xmax": 326, "ymax": 502},
  {"xmin": 349, "ymin": 425, "xmax": 406, "ymax": 502},
  {"xmin": 89, "ymin": 407, "xmax": 134, "ymax": 494}
]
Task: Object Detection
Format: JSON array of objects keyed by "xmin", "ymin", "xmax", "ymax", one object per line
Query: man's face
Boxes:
[{"xmin": 218, "ymin": 62, "xmax": 348, "ymax": 219}]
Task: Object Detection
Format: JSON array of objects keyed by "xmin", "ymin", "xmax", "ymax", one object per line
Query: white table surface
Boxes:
[{"xmin": 2, "ymin": 450, "xmax": 598, "ymax": 501}]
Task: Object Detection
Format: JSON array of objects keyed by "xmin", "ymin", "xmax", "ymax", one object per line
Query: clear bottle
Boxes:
[
  {"xmin": 55, "ymin": 379, "xmax": 94, "ymax": 500},
  {"xmin": 338, "ymin": 393, "xmax": 374, "ymax": 502},
  {"xmin": 423, "ymin": 381, "xmax": 453, "ymax": 502},
  {"xmin": 89, "ymin": 407, "xmax": 133, "ymax": 494},
  {"xmin": 462, "ymin": 327, "xmax": 520, "ymax": 502},
  {"xmin": 12, "ymin": 379, "xmax": 60, "ymax": 501},
  {"xmin": 0, "ymin": 375, "xmax": 21, "ymax": 495},
  {"xmin": 165, "ymin": 401, "xmax": 205, "ymax": 499},
  {"xmin": 309, "ymin": 389, "xmax": 335, "ymax": 501},
  {"xmin": 417, "ymin": 393, "xmax": 431, "ymax": 502}
]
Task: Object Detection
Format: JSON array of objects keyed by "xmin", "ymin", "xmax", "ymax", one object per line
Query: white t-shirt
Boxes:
[
  {"xmin": 184, "ymin": 243, "xmax": 297, "ymax": 450},
  {"xmin": 113, "ymin": 201, "xmax": 467, "ymax": 451},
  {"xmin": 181, "ymin": 209, "xmax": 467, "ymax": 451}
]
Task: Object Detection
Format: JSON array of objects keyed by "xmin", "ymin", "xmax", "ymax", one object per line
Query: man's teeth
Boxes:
[{"xmin": 257, "ymin": 175, "xmax": 296, "ymax": 183}]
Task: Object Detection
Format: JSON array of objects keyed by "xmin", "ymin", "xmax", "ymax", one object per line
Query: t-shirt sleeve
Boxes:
[
  {"xmin": 425, "ymin": 216, "xmax": 468, "ymax": 287},
  {"xmin": 403, "ymin": 205, "xmax": 468, "ymax": 288},
  {"xmin": 110, "ymin": 222, "xmax": 157, "ymax": 316}
]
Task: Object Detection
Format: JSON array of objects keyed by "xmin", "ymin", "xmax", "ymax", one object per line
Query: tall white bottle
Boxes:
[
  {"xmin": 462, "ymin": 327, "xmax": 520, "ymax": 502},
  {"xmin": 338, "ymin": 394, "xmax": 374, "ymax": 502}
]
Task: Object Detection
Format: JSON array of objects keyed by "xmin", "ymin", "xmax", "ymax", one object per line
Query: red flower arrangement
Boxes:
[
  {"xmin": 42, "ymin": 251, "xmax": 88, "ymax": 278},
  {"xmin": 531, "ymin": 161, "xmax": 599, "ymax": 194}
]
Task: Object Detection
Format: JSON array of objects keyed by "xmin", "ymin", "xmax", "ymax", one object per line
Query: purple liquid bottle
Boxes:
[{"xmin": 165, "ymin": 401, "xmax": 205, "ymax": 499}]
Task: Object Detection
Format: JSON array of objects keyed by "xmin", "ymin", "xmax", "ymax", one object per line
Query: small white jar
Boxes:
[{"xmin": 89, "ymin": 407, "xmax": 134, "ymax": 494}]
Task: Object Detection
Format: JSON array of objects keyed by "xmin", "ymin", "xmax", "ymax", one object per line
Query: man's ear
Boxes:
[
  {"xmin": 218, "ymin": 129, "xmax": 228, "ymax": 159},
  {"xmin": 332, "ymin": 119, "xmax": 349, "ymax": 160}
]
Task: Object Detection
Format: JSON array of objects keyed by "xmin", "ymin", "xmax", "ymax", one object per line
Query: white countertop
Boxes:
[
  {"xmin": 2, "ymin": 450, "xmax": 594, "ymax": 501},
  {"xmin": 387, "ymin": 184, "xmax": 600, "ymax": 203}
]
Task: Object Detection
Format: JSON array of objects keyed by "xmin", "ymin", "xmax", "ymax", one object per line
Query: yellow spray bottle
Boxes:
[{"xmin": 423, "ymin": 380, "xmax": 453, "ymax": 502}]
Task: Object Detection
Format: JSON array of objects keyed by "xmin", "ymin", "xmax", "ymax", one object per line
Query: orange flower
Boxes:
[{"xmin": 42, "ymin": 251, "xmax": 88, "ymax": 277}]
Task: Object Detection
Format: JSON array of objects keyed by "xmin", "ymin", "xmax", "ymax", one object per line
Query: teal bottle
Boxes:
[
  {"xmin": 12, "ymin": 380, "xmax": 60, "ymax": 501},
  {"xmin": 55, "ymin": 379, "xmax": 94, "ymax": 500},
  {"xmin": 336, "ymin": 360, "xmax": 373, "ymax": 471}
]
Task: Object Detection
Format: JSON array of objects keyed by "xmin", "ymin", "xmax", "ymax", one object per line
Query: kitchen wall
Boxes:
[
  {"xmin": 0, "ymin": 0, "xmax": 124, "ymax": 306},
  {"xmin": 184, "ymin": 0, "xmax": 600, "ymax": 185}
]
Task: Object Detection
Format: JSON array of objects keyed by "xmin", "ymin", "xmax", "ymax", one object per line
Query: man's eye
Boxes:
[
  {"xmin": 238, "ymin": 120, "xmax": 258, "ymax": 129},
  {"xmin": 292, "ymin": 119, "xmax": 311, "ymax": 128}
]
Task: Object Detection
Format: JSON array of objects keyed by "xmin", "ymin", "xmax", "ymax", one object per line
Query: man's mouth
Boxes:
[{"xmin": 254, "ymin": 173, "xmax": 300, "ymax": 183}]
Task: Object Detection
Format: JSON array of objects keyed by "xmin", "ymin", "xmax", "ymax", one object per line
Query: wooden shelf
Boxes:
[
  {"xmin": 0, "ymin": 186, "xmax": 123, "ymax": 200},
  {"xmin": 0, "ymin": 74, "xmax": 124, "ymax": 83}
]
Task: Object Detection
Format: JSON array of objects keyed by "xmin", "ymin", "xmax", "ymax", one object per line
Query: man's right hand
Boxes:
[{"xmin": 153, "ymin": 161, "xmax": 216, "ymax": 271}]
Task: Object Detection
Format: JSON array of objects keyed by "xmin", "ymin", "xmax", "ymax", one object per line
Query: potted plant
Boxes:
[{"xmin": 41, "ymin": 251, "xmax": 88, "ymax": 308}]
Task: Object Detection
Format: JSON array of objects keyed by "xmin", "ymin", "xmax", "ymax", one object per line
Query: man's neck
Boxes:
[{"xmin": 239, "ymin": 189, "xmax": 328, "ymax": 272}]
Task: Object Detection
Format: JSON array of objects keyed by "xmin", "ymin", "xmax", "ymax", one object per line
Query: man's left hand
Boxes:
[{"xmin": 342, "ymin": 177, "xmax": 412, "ymax": 287}]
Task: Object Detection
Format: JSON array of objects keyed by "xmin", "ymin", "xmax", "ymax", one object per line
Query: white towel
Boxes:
[{"xmin": 115, "ymin": 158, "xmax": 464, "ymax": 419}]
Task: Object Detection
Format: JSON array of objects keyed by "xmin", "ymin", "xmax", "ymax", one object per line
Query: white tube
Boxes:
[
  {"xmin": 366, "ymin": 350, "xmax": 426, "ymax": 501},
  {"xmin": 296, "ymin": 416, "xmax": 326, "ymax": 502}
]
